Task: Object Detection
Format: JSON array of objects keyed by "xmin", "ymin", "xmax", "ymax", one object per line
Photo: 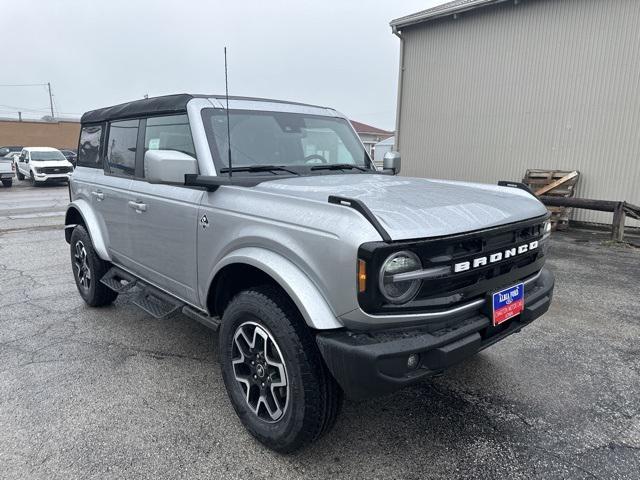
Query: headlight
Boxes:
[{"xmin": 378, "ymin": 251, "xmax": 422, "ymax": 304}]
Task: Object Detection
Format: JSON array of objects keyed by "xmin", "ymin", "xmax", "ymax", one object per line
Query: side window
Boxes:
[
  {"xmin": 107, "ymin": 119, "xmax": 139, "ymax": 176},
  {"xmin": 144, "ymin": 114, "xmax": 196, "ymax": 161},
  {"xmin": 77, "ymin": 125, "xmax": 102, "ymax": 168}
]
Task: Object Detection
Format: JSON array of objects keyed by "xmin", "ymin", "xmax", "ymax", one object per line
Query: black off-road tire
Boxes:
[
  {"xmin": 15, "ymin": 168, "xmax": 24, "ymax": 180},
  {"xmin": 70, "ymin": 225, "xmax": 118, "ymax": 307},
  {"xmin": 219, "ymin": 285, "xmax": 342, "ymax": 453},
  {"xmin": 1, "ymin": 179, "xmax": 11, "ymax": 187}
]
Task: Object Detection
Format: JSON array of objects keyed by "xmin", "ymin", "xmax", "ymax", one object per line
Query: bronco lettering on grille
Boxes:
[{"xmin": 453, "ymin": 241, "xmax": 539, "ymax": 273}]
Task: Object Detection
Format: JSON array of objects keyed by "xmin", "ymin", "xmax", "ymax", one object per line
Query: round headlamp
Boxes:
[{"xmin": 378, "ymin": 251, "xmax": 422, "ymax": 304}]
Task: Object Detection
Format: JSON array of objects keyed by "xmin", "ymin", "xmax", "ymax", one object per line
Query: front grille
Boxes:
[
  {"xmin": 358, "ymin": 216, "xmax": 548, "ymax": 315},
  {"xmin": 41, "ymin": 166, "xmax": 71, "ymax": 174}
]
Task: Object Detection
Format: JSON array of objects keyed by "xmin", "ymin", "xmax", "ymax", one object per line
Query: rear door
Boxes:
[
  {"xmin": 125, "ymin": 115, "xmax": 203, "ymax": 304},
  {"xmin": 94, "ymin": 119, "xmax": 140, "ymax": 267},
  {"xmin": 73, "ymin": 125, "xmax": 101, "ymax": 220}
]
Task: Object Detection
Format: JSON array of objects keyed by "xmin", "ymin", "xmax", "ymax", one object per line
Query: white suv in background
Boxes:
[{"xmin": 15, "ymin": 147, "xmax": 74, "ymax": 185}]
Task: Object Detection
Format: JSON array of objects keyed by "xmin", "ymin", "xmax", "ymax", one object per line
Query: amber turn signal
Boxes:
[{"xmin": 358, "ymin": 259, "xmax": 367, "ymax": 292}]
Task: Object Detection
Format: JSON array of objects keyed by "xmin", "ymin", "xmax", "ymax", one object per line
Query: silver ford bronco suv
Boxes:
[{"xmin": 65, "ymin": 94, "xmax": 554, "ymax": 452}]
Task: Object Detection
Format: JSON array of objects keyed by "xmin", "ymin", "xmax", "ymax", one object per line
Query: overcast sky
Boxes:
[{"xmin": 2, "ymin": 0, "xmax": 445, "ymax": 130}]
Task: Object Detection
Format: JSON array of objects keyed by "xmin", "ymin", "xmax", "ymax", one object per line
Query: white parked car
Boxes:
[
  {"xmin": 15, "ymin": 147, "xmax": 74, "ymax": 185},
  {"xmin": 0, "ymin": 152, "xmax": 17, "ymax": 187}
]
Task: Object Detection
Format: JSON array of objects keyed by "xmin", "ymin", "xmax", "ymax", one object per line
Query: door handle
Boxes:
[
  {"xmin": 91, "ymin": 191, "xmax": 104, "ymax": 201},
  {"xmin": 128, "ymin": 200, "xmax": 147, "ymax": 213}
]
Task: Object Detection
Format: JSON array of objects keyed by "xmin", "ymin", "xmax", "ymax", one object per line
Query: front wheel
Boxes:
[
  {"xmin": 69, "ymin": 225, "xmax": 118, "ymax": 307},
  {"xmin": 219, "ymin": 285, "xmax": 342, "ymax": 453},
  {"xmin": 15, "ymin": 168, "xmax": 24, "ymax": 180}
]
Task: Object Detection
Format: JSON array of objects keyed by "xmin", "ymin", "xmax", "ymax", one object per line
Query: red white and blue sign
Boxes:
[{"xmin": 492, "ymin": 283, "xmax": 524, "ymax": 326}]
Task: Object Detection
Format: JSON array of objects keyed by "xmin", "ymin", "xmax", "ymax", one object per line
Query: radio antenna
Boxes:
[{"xmin": 224, "ymin": 47, "xmax": 232, "ymax": 179}]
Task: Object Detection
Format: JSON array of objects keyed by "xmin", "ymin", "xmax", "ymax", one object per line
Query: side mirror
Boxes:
[
  {"xmin": 144, "ymin": 150, "xmax": 198, "ymax": 185},
  {"xmin": 383, "ymin": 151, "xmax": 401, "ymax": 175}
]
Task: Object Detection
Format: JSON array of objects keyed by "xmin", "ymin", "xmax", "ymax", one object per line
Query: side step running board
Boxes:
[
  {"xmin": 132, "ymin": 286, "xmax": 183, "ymax": 319},
  {"xmin": 182, "ymin": 306, "xmax": 221, "ymax": 331},
  {"xmin": 101, "ymin": 267, "xmax": 138, "ymax": 293},
  {"xmin": 100, "ymin": 267, "xmax": 221, "ymax": 328}
]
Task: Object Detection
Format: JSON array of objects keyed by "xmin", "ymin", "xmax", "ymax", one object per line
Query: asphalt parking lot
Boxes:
[
  {"xmin": 1, "ymin": 182, "xmax": 639, "ymax": 479},
  {"xmin": 0, "ymin": 180, "xmax": 69, "ymax": 227}
]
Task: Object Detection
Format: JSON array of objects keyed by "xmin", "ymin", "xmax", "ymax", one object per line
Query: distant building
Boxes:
[
  {"xmin": 373, "ymin": 136, "xmax": 395, "ymax": 169},
  {"xmin": 391, "ymin": 0, "xmax": 640, "ymax": 227},
  {"xmin": 0, "ymin": 118, "xmax": 80, "ymax": 149},
  {"xmin": 349, "ymin": 120, "xmax": 393, "ymax": 158}
]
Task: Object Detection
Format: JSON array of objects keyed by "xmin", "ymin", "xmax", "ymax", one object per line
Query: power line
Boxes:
[
  {"xmin": 0, "ymin": 104, "xmax": 82, "ymax": 116},
  {"xmin": 0, "ymin": 80, "xmax": 86, "ymax": 119},
  {"xmin": 0, "ymin": 82, "xmax": 62, "ymax": 118},
  {"xmin": 0, "ymin": 104, "xmax": 53, "ymax": 112},
  {"xmin": 0, "ymin": 83, "xmax": 48, "ymax": 87}
]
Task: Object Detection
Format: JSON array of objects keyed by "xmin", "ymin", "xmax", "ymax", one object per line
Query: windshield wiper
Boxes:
[
  {"xmin": 219, "ymin": 165, "xmax": 299, "ymax": 175},
  {"xmin": 310, "ymin": 163, "xmax": 368, "ymax": 172}
]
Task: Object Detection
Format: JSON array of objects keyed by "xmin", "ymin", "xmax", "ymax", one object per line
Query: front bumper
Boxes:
[
  {"xmin": 316, "ymin": 268, "xmax": 554, "ymax": 399},
  {"xmin": 34, "ymin": 173, "xmax": 71, "ymax": 182}
]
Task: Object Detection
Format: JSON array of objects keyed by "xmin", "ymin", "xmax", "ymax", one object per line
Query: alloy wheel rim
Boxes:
[
  {"xmin": 231, "ymin": 321, "xmax": 289, "ymax": 423},
  {"xmin": 73, "ymin": 241, "xmax": 91, "ymax": 290}
]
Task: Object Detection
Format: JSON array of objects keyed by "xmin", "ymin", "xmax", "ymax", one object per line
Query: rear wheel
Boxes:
[
  {"xmin": 219, "ymin": 285, "xmax": 342, "ymax": 453},
  {"xmin": 1, "ymin": 179, "xmax": 11, "ymax": 187},
  {"xmin": 70, "ymin": 225, "xmax": 118, "ymax": 307}
]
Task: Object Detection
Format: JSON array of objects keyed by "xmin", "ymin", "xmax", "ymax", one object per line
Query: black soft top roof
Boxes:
[
  {"xmin": 81, "ymin": 94, "xmax": 332, "ymax": 125},
  {"xmin": 81, "ymin": 94, "xmax": 194, "ymax": 124}
]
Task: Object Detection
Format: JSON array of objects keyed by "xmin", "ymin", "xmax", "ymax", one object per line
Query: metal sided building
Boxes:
[{"xmin": 391, "ymin": 0, "xmax": 640, "ymax": 227}]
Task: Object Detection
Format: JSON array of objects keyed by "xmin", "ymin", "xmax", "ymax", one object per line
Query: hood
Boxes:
[
  {"xmin": 254, "ymin": 174, "xmax": 548, "ymax": 241},
  {"xmin": 31, "ymin": 159, "xmax": 73, "ymax": 168}
]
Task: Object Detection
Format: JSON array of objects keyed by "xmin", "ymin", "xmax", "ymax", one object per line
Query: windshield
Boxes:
[
  {"xmin": 30, "ymin": 150, "xmax": 66, "ymax": 161},
  {"xmin": 202, "ymin": 109, "xmax": 372, "ymax": 173}
]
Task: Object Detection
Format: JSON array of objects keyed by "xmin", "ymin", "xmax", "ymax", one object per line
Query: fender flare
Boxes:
[
  {"xmin": 64, "ymin": 199, "xmax": 111, "ymax": 261},
  {"xmin": 209, "ymin": 247, "xmax": 343, "ymax": 330}
]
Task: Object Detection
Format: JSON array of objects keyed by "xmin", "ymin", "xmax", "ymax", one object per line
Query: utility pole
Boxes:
[
  {"xmin": 18, "ymin": 111, "xmax": 22, "ymax": 122},
  {"xmin": 47, "ymin": 82, "xmax": 54, "ymax": 119}
]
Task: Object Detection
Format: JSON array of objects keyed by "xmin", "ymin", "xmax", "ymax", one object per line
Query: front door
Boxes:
[
  {"xmin": 17, "ymin": 150, "xmax": 28, "ymax": 176},
  {"xmin": 126, "ymin": 181, "xmax": 203, "ymax": 304},
  {"xmin": 124, "ymin": 114, "xmax": 202, "ymax": 305}
]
